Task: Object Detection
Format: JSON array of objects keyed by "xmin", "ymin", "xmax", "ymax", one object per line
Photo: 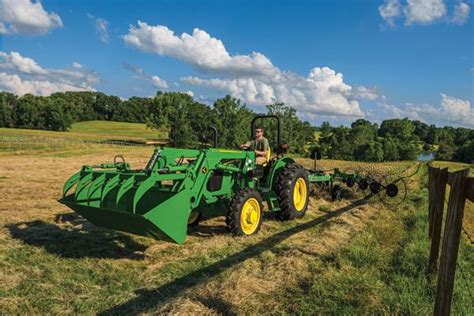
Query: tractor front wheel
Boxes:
[
  {"xmin": 276, "ymin": 163, "xmax": 310, "ymax": 220},
  {"xmin": 226, "ymin": 188, "xmax": 263, "ymax": 236},
  {"xmin": 188, "ymin": 211, "xmax": 201, "ymax": 227}
]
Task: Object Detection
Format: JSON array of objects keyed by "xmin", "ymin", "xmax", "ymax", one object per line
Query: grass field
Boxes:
[
  {"xmin": 0, "ymin": 120, "xmax": 167, "ymax": 143},
  {"xmin": 0, "ymin": 125, "xmax": 472, "ymax": 314},
  {"xmin": 0, "ymin": 121, "xmax": 167, "ymax": 156}
]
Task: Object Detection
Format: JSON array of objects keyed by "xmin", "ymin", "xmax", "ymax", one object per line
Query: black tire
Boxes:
[
  {"xmin": 275, "ymin": 163, "xmax": 310, "ymax": 220},
  {"xmin": 187, "ymin": 211, "xmax": 201, "ymax": 227},
  {"xmin": 226, "ymin": 188, "xmax": 263, "ymax": 236}
]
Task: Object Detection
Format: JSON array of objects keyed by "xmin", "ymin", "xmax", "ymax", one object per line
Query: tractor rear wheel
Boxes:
[
  {"xmin": 275, "ymin": 163, "xmax": 310, "ymax": 220},
  {"xmin": 226, "ymin": 188, "xmax": 263, "ymax": 236}
]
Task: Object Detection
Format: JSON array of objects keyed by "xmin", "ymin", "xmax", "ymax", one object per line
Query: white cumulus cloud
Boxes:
[
  {"xmin": 404, "ymin": 0, "xmax": 446, "ymax": 25},
  {"xmin": 440, "ymin": 93, "xmax": 473, "ymax": 126},
  {"xmin": 123, "ymin": 21, "xmax": 276, "ymax": 77},
  {"xmin": 379, "ymin": 0, "xmax": 470, "ymax": 26},
  {"xmin": 183, "ymin": 67, "xmax": 366, "ymax": 117},
  {"xmin": 150, "ymin": 75, "xmax": 169, "ymax": 89},
  {"xmin": 0, "ymin": 51, "xmax": 98, "ymax": 96},
  {"xmin": 377, "ymin": 94, "xmax": 473, "ymax": 128},
  {"xmin": 450, "ymin": 2, "xmax": 471, "ymax": 24},
  {"xmin": 0, "ymin": 0, "xmax": 62, "ymax": 35},
  {"xmin": 123, "ymin": 63, "xmax": 169, "ymax": 89},
  {"xmin": 0, "ymin": 72, "xmax": 95, "ymax": 96},
  {"xmin": 379, "ymin": 0, "xmax": 402, "ymax": 26},
  {"xmin": 0, "ymin": 51, "xmax": 48, "ymax": 75},
  {"xmin": 124, "ymin": 22, "xmax": 373, "ymax": 118},
  {"xmin": 351, "ymin": 86, "xmax": 379, "ymax": 101}
]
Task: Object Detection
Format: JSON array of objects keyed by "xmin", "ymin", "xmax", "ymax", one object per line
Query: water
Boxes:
[{"xmin": 417, "ymin": 152, "xmax": 435, "ymax": 161}]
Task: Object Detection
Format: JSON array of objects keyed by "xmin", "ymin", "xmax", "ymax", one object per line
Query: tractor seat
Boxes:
[{"xmin": 262, "ymin": 148, "xmax": 271, "ymax": 167}]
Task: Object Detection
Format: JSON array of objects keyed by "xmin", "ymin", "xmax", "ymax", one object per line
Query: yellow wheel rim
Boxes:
[
  {"xmin": 188, "ymin": 211, "xmax": 199, "ymax": 224},
  {"xmin": 293, "ymin": 178, "xmax": 307, "ymax": 211},
  {"xmin": 240, "ymin": 198, "xmax": 261, "ymax": 235}
]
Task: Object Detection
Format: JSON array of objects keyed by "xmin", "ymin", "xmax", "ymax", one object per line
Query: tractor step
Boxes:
[{"xmin": 266, "ymin": 191, "xmax": 281, "ymax": 212}]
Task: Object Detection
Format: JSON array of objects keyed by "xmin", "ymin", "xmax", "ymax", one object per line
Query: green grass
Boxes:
[
  {"xmin": 70, "ymin": 121, "xmax": 167, "ymax": 141},
  {"xmin": 272, "ymin": 165, "xmax": 473, "ymax": 314},
  {"xmin": 0, "ymin": 121, "xmax": 168, "ymax": 154},
  {"xmin": 430, "ymin": 160, "xmax": 474, "ymax": 173},
  {"xmin": 0, "ymin": 120, "xmax": 167, "ymax": 142}
]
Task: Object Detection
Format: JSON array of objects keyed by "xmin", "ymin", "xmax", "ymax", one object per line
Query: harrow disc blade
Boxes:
[
  {"xmin": 358, "ymin": 178, "xmax": 369, "ymax": 191},
  {"xmin": 378, "ymin": 175, "xmax": 408, "ymax": 209}
]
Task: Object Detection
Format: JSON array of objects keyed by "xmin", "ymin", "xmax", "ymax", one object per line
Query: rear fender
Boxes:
[{"xmin": 265, "ymin": 156, "xmax": 295, "ymax": 189}]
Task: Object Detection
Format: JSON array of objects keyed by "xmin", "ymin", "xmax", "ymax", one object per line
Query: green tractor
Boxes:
[{"xmin": 59, "ymin": 115, "xmax": 310, "ymax": 244}]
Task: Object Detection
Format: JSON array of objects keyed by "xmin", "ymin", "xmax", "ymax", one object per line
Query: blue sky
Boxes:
[{"xmin": 0, "ymin": 0, "xmax": 472, "ymax": 127}]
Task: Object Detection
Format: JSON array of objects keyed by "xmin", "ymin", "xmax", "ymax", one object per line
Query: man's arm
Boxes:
[{"xmin": 240, "ymin": 140, "xmax": 253, "ymax": 149}]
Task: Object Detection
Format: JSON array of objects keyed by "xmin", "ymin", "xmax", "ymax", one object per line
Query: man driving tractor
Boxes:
[{"xmin": 240, "ymin": 127, "xmax": 270, "ymax": 165}]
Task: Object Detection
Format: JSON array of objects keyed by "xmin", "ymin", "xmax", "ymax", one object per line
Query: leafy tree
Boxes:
[
  {"xmin": 148, "ymin": 92, "xmax": 212, "ymax": 148},
  {"xmin": 43, "ymin": 98, "xmax": 73, "ymax": 131},
  {"xmin": 13, "ymin": 94, "xmax": 45, "ymax": 129},
  {"xmin": 453, "ymin": 141, "xmax": 474, "ymax": 163},
  {"xmin": 425, "ymin": 124, "xmax": 437, "ymax": 144},
  {"xmin": 211, "ymin": 96, "xmax": 253, "ymax": 148},
  {"xmin": 350, "ymin": 119, "xmax": 380, "ymax": 161},
  {"xmin": 113, "ymin": 97, "xmax": 152, "ymax": 123},
  {"xmin": 436, "ymin": 142, "xmax": 456, "ymax": 161},
  {"xmin": 0, "ymin": 92, "xmax": 16, "ymax": 127},
  {"xmin": 413, "ymin": 120, "xmax": 429, "ymax": 141},
  {"xmin": 383, "ymin": 135, "xmax": 400, "ymax": 161},
  {"xmin": 398, "ymin": 141, "xmax": 419, "ymax": 160},
  {"xmin": 379, "ymin": 118, "xmax": 415, "ymax": 141},
  {"xmin": 453, "ymin": 127, "xmax": 472, "ymax": 147},
  {"xmin": 378, "ymin": 118, "xmax": 420, "ymax": 160},
  {"xmin": 326, "ymin": 127, "xmax": 353, "ymax": 160},
  {"xmin": 354, "ymin": 142, "xmax": 384, "ymax": 162},
  {"xmin": 266, "ymin": 102, "xmax": 314, "ymax": 154}
]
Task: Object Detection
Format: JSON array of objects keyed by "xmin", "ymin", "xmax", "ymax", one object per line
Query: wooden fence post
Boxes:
[
  {"xmin": 428, "ymin": 167, "xmax": 448, "ymax": 272},
  {"xmin": 434, "ymin": 169, "xmax": 469, "ymax": 316},
  {"xmin": 428, "ymin": 167, "xmax": 438, "ymax": 238}
]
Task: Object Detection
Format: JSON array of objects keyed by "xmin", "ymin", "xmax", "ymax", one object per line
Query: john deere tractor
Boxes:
[{"xmin": 60, "ymin": 115, "xmax": 310, "ymax": 244}]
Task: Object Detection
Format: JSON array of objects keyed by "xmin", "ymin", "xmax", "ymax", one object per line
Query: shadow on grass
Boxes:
[
  {"xmin": 99, "ymin": 198, "xmax": 369, "ymax": 315},
  {"xmin": 188, "ymin": 223, "xmax": 228, "ymax": 238},
  {"xmin": 6, "ymin": 214, "xmax": 148, "ymax": 260}
]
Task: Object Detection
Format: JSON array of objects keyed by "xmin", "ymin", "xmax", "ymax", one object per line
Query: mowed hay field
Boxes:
[
  {"xmin": 0, "ymin": 121, "xmax": 167, "ymax": 153},
  {"xmin": 0, "ymin": 125, "xmax": 473, "ymax": 314}
]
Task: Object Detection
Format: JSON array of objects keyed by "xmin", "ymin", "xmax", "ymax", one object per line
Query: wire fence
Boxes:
[{"xmin": 0, "ymin": 134, "xmax": 152, "ymax": 152}]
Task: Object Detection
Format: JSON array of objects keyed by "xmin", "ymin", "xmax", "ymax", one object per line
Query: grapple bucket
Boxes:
[{"xmin": 59, "ymin": 167, "xmax": 191, "ymax": 244}]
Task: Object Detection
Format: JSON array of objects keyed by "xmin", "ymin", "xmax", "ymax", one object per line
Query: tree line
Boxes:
[{"xmin": 0, "ymin": 91, "xmax": 472, "ymax": 163}]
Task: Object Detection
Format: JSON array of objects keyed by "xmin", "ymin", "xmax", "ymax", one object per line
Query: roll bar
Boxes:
[{"xmin": 209, "ymin": 126, "xmax": 218, "ymax": 148}]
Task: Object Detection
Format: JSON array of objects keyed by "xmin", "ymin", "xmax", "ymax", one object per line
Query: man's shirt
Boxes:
[{"xmin": 246, "ymin": 137, "xmax": 269, "ymax": 153}]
